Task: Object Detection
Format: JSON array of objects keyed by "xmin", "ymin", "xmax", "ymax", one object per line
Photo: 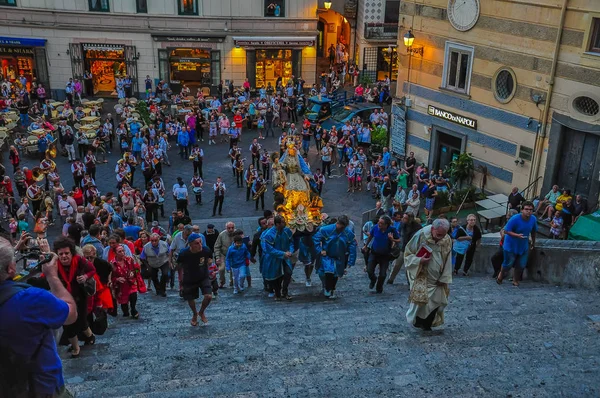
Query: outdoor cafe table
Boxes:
[{"xmin": 80, "ymin": 116, "xmax": 100, "ymax": 125}]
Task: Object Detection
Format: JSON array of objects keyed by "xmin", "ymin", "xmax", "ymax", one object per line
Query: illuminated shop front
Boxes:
[
  {"xmin": 0, "ymin": 36, "xmax": 49, "ymax": 91},
  {"xmin": 69, "ymin": 43, "xmax": 139, "ymax": 96},
  {"xmin": 233, "ymin": 37, "xmax": 315, "ymax": 89}
]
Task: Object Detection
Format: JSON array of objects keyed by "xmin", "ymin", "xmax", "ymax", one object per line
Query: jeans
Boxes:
[
  {"xmin": 302, "ymin": 140, "xmax": 310, "ymax": 155},
  {"xmin": 232, "ymin": 266, "xmax": 247, "ymax": 292},
  {"xmin": 265, "ymin": 121, "xmax": 275, "ymax": 137},
  {"xmin": 501, "ymin": 250, "xmax": 529, "ymax": 270},
  {"xmin": 179, "ymin": 145, "xmax": 189, "ymax": 159},
  {"xmin": 150, "ymin": 262, "xmax": 169, "ymax": 294},
  {"xmin": 65, "ymin": 144, "xmax": 76, "ymax": 161},
  {"xmin": 455, "ymin": 244, "xmax": 477, "ymax": 274},
  {"xmin": 367, "ymin": 253, "xmax": 390, "ymax": 292},
  {"xmin": 322, "ymin": 161, "xmax": 331, "ymax": 176}
]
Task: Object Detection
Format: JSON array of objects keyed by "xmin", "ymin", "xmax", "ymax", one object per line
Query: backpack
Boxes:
[{"xmin": 0, "ymin": 282, "xmax": 44, "ymax": 398}]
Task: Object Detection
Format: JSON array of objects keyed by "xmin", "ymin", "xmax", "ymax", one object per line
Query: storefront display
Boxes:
[
  {"xmin": 169, "ymin": 48, "xmax": 211, "ymax": 90},
  {"xmin": 83, "ymin": 44, "xmax": 126, "ymax": 96},
  {"xmin": 0, "ymin": 36, "xmax": 48, "ymax": 91},
  {"xmin": 255, "ymin": 49, "xmax": 292, "ymax": 88}
]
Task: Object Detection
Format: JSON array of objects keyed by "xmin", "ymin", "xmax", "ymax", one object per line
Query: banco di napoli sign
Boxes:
[{"xmin": 427, "ymin": 105, "xmax": 477, "ymax": 130}]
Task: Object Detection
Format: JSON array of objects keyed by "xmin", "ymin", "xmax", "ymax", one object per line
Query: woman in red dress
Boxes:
[{"xmin": 110, "ymin": 245, "xmax": 145, "ymax": 319}]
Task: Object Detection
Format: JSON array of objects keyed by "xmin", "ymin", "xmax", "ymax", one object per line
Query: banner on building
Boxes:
[{"xmin": 390, "ymin": 102, "xmax": 406, "ymax": 157}]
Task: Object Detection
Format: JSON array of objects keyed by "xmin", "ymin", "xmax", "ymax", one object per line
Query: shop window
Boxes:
[
  {"xmin": 255, "ymin": 49, "xmax": 292, "ymax": 88},
  {"xmin": 518, "ymin": 146, "xmax": 533, "ymax": 162},
  {"xmin": 442, "ymin": 42, "xmax": 474, "ymax": 95},
  {"xmin": 265, "ymin": 0, "xmax": 285, "ymax": 17},
  {"xmin": 168, "ymin": 48, "xmax": 212, "ymax": 92},
  {"xmin": 89, "ymin": 0, "xmax": 110, "ymax": 12},
  {"xmin": 211, "ymin": 51, "xmax": 221, "ymax": 87},
  {"xmin": 83, "ymin": 45, "xmax": 126, "ymax": 95},
  {"xmin": 588, "ymin": 18, "xmax": 600, "ymax": 54},
  {"xmin": 0, "ymin": 0, "xmax": 17, "ymax": 5},
  {"xmin": 179, "ymin": 0, "xmax": 198, "ymax": 15},
  {"xmin": 158, "ymin": 49, "xmax": 169, "ymax": 85},
  {"xmin": 492, "ymin": 67, "xmax": 517, "ymax": 104},
  {"xmin": 136, "ymin": 0, "xmax": 147, "ymax": 13}
]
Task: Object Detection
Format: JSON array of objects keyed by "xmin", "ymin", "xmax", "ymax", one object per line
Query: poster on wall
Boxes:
[{"xmin": 390, "ymin": 102, "xmax": 406, "ymax": 157}]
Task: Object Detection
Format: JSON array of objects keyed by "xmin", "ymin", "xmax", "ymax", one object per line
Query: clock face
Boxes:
[{"xmin": 447, "ymin": 0, "xmax": 480, "ymax": 32}]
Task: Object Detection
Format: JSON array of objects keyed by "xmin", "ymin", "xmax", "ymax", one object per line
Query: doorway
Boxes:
[
  {"xmin": 317, "ymin": 20, "xmax": 325, "ymax": 58},
  {"xmin": 429, "ymin": 126, "xmax": 467, "ymax": 172},
  {"xmin": 555, "ymin": 128, "xmax": 600, "ymax": 200}
]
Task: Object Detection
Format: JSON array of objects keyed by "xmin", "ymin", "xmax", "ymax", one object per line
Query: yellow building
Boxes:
[{"xmin": 394, "ymin": 0, "xmax": 600, "ymax": 206}]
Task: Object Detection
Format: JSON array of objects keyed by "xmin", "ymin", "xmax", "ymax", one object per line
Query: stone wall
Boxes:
[{"xmin": 472, "ymin": 237, "xmax": 600, "ymax": 289}]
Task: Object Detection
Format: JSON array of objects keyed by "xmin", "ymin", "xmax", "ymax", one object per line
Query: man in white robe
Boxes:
[{"xmin": 404, "ymin": 218, "xmax": 452, "ymax": 331}]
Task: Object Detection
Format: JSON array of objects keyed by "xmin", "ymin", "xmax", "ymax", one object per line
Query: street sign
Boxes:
[{"xmin": 390, "ymin": 102, "xmax": 406, "ymax": 157}]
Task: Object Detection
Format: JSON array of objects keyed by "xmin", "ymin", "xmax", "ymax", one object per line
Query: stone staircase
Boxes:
[{"xmin": 61, "ymin": 258, "xmax": 600, "ymax": 397}]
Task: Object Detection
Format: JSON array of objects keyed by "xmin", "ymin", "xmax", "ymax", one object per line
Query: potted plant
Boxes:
[
  {"xmin": 433, "ymin": 190, "xmax": 451, "ymax": 213},
  {"xmin": 448, "ymin": 153, "xmax": 474, "ymax": 189},
  {"xmin": 369, "ymin": 125, "xmax": 388, "ymax": 157}
]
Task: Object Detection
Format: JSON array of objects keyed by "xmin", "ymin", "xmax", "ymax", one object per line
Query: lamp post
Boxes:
[
  {"xmin": 324, "ymin": 1, "xmax": 332, "ymax": 9},
  {"xmin": 403, "ymin": 30, "xmax": 423, "ymax": 106}
]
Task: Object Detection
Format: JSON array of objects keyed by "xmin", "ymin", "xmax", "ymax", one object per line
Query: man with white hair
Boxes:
[
  {"xmin": 140, "ymin": 233, "xmax": 171, "ymax": 297},
  {"xmin": 404, "ymin": 218, "xmax": 453, "ymax": 331},
  {"xmin": 214, "ymin": 221, "xmax": 236, "ymax": 288}
]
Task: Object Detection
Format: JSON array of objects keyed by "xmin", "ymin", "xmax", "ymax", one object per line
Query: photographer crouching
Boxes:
[{"xmin": 0, "ymin": 236, "xmax": 78, "ymax": 398}]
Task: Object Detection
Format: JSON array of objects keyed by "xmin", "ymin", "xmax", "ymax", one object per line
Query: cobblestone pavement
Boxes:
[
  {"xmin": 5, "ymin": 106, "xmax": 375, "ymax": 235},
  {"xmin": 60, "ymin": 261, "xmax": 600, "ymax": 398}
]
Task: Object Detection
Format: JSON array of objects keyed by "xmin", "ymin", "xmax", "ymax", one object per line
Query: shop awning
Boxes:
[
  {"xmin": 0, "ymin": 36, "xmax": 46, "ymax": 47},
  {"xmin": 233, "ymin": 36, "xmax": 316, "ymax": 48}
]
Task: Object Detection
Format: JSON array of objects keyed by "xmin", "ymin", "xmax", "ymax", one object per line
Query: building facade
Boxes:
[
  {"xmin": 0, "ymin": 0, "xmax": 319, "ymax": 97},
  {"xmin": 394, "ymin": 0, "xmax": 600, "ymax": 205},
  {"xmin": 356, "ymin": 0, "xmax": 400, "ymax": 82}
]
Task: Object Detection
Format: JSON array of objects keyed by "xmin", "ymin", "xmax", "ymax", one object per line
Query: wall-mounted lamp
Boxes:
[
  {"xmin": 514, "ymin": 158, "xmax": 525, "ymax": 166},
  {"xmin": 324, "ymin": 1, "xmax": 332, "ymax": 9},
  {"xmin": 133, "ymin": 52, "xmax": 141, "ymax": 60},
  {"xmin": 66, "ymin": 48, "xmax": 70, "ymax": 55}
]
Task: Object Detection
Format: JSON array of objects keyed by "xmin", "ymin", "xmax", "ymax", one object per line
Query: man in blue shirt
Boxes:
[
  {"xmin": 123, "ymin": 217, "xmax": 142, "ymax": 240},
  {"xmin": 363, "ymin": 215, "xmax": 400, "ymax": 293},
  {"xmin": 497, "ymin": 201, "xmax": 537, "ymax": 287},
  {"xmin": 0, "ymin": 239, "xmax": 77, "ymax": 397}
]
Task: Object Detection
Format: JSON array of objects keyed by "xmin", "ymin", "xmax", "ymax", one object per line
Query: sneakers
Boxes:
[
  {"xmin": 305, "ymin": 279, "xmax": 312, "ymax": 287},
  {"xmin": 268, "ymin": 292, "xmax": 275, "ymax": 298},
  {"xmin": 239, "ymin": 286, "xmax": 245, "ymax": 292},
  {"xmin": 544, "ymin": 217, "xmax": 551, "ymax": 222},
  {"xmin": 233, "ymin": 289, "xmax": 239, "ymax": 295},
  {"xmin": 323, "ymin": 289, "xmax": 331, "ymax": 297},
  {"xmin": 329, "ymin": 292, "xmax": 337, "ymax": 299}
]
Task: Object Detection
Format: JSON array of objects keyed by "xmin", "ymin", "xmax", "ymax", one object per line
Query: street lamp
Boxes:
[
  {"xmin": 324, "ymin": 1, "xmax": 332, "ymax": 9},
  {"xmin": 403, "ymin": 29, "xmax": 423, "ymax": 107}
]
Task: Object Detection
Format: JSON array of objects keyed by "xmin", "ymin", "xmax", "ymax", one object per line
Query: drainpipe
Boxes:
[{"xmin": 529, "ymin": 0, "xmax": 567, "ymax": 194}]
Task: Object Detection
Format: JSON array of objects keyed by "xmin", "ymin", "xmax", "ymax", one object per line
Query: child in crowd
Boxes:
[
  {"xmin": 225, "ymin": 235, "xmax": 251, "ymax": 294},
  {"xmin": 257, "ymin": 115, "xmax": 265, "ymax": 140},
  {"xmin": 550, "ymin": 210, "xmax": 564, "ymax": 239},
  {"xmin": 9, "ymin": 217, "xmax": 17, "ymax": 243},
  {"xmin": 209, "ymin": 115, "xmax": 217, "ymax": 145},
  {"xmin": 17, "ymin": 213, "xmax": 29, "ymax": 233},
  {"xmin": 346, "ymin": 163, "xmax": 356, "ymax": 193},
  {"xmin": 355, "ymin": 163, "xmax": 363, "ymax": 191}
]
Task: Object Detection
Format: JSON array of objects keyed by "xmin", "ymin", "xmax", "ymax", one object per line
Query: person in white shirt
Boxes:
[{"xmin": 172, "ymin": 177, "xmax": 189, "ymax": 216}]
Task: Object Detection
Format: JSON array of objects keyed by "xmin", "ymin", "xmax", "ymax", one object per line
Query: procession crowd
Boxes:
[{"xmin": 0, "ymin": 66, "xmax": 544, "ymax": 398}]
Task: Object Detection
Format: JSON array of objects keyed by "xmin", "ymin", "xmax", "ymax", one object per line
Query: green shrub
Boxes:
[{"xmin": 371, "ymin": 125, "xmax": 388, "ymax": 147}]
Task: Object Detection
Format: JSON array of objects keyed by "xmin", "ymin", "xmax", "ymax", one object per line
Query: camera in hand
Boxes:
[{"xmin": 13, "ymin": 253, "xmax": 53, "ymax": 282}]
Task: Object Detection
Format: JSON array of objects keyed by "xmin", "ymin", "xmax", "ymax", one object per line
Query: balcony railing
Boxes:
[{"xmin": 364, "ymin": 23, "xmax": 399, "ymax": 40}]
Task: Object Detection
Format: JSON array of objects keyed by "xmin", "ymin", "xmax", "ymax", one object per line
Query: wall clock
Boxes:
[{"xmin": 447, "ymin": 0, "xmax": 480, "ymax": 32}]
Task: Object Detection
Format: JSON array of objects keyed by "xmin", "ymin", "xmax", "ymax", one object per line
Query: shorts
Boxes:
[
  {"xmin": 501, "ymin": 250, "xmax": 529, "ymax": 269},
  {"xmin": 182, "ymin": 279, "xmax": 212, "ymax": 300}
]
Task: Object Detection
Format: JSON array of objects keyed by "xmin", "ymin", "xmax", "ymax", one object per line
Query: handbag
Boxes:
[
  {"xmin": 453, "ymin": 227, "xmax": 471, "ymax": 255},
  {"xmin": 83, "ymin": 276, "xmax": 97, "ymax": 297}
]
